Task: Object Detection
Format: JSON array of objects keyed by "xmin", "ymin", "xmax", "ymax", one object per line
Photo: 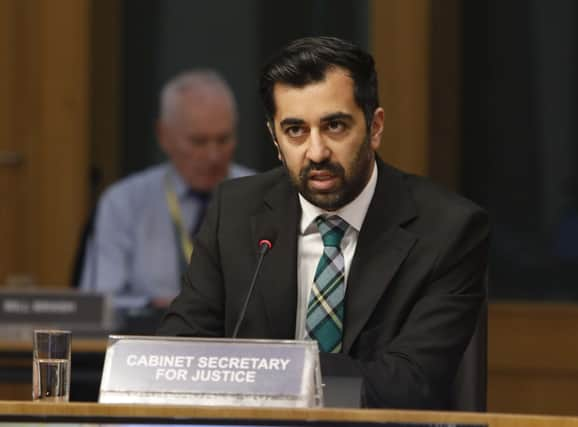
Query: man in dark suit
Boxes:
[{"xmin": 158, "ymin": 36, "xmax": 489, "ymax": 409}]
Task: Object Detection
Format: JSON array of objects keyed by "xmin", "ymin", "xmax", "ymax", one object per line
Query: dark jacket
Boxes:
[{"xmin": 158, "ymin": 157, "xmax": 489, "ymax": 409}]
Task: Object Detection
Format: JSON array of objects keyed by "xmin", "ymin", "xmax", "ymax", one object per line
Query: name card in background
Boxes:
[
  {"xmin": 99, "ymin": 335, "xmax": 322, "ymax": 408},
  {"xmin": 0, "ymin": 289, "xmax": 113, "ymax": 338}
]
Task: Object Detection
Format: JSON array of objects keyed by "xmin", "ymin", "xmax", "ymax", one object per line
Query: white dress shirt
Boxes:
[{"xmin": 295, "ymin": 161, "xmax": 378, "ymax": 339}]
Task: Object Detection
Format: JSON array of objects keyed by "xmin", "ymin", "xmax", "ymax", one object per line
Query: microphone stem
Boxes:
[{"xmin": 232, "ymin": 243, "xmax": 269, "ymax": 338}]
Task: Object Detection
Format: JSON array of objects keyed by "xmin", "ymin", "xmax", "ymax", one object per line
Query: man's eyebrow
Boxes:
[
  {"xmin": 279, "ymin": 117, "xmax": 305, "ymax": 127},
  {"xmin": 320, "ymin": 112, "xmax": 354, "ymax": 122}
]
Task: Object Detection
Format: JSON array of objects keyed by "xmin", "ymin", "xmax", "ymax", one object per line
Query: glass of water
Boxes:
[{"xmin": 32, "ymin": 330, "xmax": 71, "ymax": 401}]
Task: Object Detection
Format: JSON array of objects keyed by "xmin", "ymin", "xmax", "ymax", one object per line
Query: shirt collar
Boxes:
[
  {"xmin": 167, "ymin": 165, "xmax": 191, "ymax": 200},
  {"xmin": 169, "ymin": 163, "xmax": 243, "ymax": 200},
  {"xmin": 299, "ymin": 159, "xmax": 378, "ymax": 234}
]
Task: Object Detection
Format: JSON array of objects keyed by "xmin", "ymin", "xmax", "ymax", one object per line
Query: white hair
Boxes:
[{"xmin": 159, "ymin": 69, "xmax": 237, "ymax": 122}]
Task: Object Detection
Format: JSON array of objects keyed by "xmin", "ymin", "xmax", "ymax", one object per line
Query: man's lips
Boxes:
[{"xmin": 307, "ymin": 170, "xmax": 339, "ymax": 191}]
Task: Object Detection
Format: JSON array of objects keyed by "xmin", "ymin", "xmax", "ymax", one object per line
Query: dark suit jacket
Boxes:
[{"xmin": 158, "ymin": 158, "xmax": 489, "ymax": 410}]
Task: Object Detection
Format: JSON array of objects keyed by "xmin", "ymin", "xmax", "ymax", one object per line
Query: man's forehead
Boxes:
[
  {"xmin": 169, "ymin": 92, "xmax": 235, "ymax": 122},
  {"xmin": 271, "ymin": 70, "xmax": 357, "ymax": 122},
  {"xmin": 181, "ymin": 88, "xmax": 233, "ymax": 111}
]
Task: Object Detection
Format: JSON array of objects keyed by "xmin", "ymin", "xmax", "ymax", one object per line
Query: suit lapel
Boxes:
[
  {"xmin": 342, "ymin": 159, "xmax": 418, "ymax": 353},
  {"xmin": 247, "ymin": 160, "xmax": 417, "ymax": 346},
  {"xmin": 250, "ymin": 174, "xmax": 300, "ymax": 339}
]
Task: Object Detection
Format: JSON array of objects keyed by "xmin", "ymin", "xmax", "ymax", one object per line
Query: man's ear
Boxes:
[
  {"xmin": 369, "ymin": 108, "xmax": 385, "ymax": 151},
  {"xmin": 267, "ymin": 122, "xmax": 283, "ymax": 162},
  {"xmin": 266, "ymin": 121, "xmax": 276, "ymax": 142}
]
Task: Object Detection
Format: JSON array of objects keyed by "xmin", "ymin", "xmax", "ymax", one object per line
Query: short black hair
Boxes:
[{"xmin": 259, "ymin": 36, "xmax": 379, "ymax": 130}]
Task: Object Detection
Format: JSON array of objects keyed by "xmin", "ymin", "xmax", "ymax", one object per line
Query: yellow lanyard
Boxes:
[{"xmin": 164, "ymin": 174, "xmax": 194, "ymax": 261}]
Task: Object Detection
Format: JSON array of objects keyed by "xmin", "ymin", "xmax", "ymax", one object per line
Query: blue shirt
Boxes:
[{"xmin": 79, "ymin": 162, "xmax": 254, "ymax": 308}]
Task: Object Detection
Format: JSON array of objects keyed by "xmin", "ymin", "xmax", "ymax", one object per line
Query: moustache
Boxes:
[{"xmin": 299, "ymin": 160, "xmax": 345, "ymax": 181}]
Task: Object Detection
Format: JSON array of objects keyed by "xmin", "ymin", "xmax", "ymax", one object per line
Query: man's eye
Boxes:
[
  {"xmin": 189, "ymin": 138, "xmax": 207, "ymax": 147},
  {"xmin": 326, "ymin": 120, "xmax": 346, "ymax": 133},
  {"xmin": 285, "ymin": 126, "xmax": 305, "ymax": 138},
  {"xmin": 217, "ymin": 134, "xmax": 233, "ymax": 145}
]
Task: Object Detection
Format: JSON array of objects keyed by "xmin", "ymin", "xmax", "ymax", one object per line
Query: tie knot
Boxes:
[{"xmin": 315, "ymin": 215, "xmax": 348, "ymax": 247}]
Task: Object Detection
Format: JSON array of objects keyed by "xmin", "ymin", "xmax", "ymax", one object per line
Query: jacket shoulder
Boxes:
[
  {"xmin": 218, "ymin": 167, "xmax": 288, "ymax": 203},
  {"xmin": 99, "ymin": 164, "xmax": 167, "ymax": 211},
  {"xmin": 403, "ymin": 172, "xmax": 487, "ymax": 225}
]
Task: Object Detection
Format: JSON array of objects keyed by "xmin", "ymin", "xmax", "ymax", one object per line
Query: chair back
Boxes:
[{"xmin": 449, "ymin": 288, "xmax": 488, "ymax": 411}]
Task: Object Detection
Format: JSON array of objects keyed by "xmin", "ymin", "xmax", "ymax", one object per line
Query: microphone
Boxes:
[{"xmin": 231, "ymin": 237, "xmax": 274, "ymax": 338}]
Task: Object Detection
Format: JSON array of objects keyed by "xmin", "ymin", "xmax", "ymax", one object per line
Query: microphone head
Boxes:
[
  {"xmin": 256, "ymin": 222, "xmax": 277, "ymax": 253},
  {"xmin": 258, "ymin": 239, "xmax": 273, "ymax": 249}
]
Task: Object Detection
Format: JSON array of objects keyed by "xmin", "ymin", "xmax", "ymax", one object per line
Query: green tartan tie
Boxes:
[{"xmin": 306, "ymin": 215, "xmax": 348, "ymax": 353}]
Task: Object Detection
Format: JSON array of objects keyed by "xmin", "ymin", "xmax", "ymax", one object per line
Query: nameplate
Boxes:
[
  {"xmin": 99, "ymin": 335, "xmax": 322, "ymax": 407},
  {"xmin": 0, "ymin": 289, "xmax": 112, "ymax": 338}
]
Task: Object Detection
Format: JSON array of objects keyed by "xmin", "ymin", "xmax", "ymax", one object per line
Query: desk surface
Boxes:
[{"xmin": 0, "ymin": 401, "xmax": 577, "ymax": 427}]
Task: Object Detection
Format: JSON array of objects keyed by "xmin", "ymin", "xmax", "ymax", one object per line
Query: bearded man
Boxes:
[{"xmin": 158, "ymin": 36, "xmax": 489, "ymax": 410}]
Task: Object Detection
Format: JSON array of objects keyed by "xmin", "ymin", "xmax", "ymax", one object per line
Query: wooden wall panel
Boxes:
[
  {"xmin": 90, "ymin": 0, "xmax": 121, "ymax": 198},
  {"xmin": 488, "ymin": 303, "xmax": 578, "ymax": 415},
  {"xmin": 35, "ymin": 0, "xmax": 90, "ymax": 285},
  {"xmin": 0, "ymin": 0, "xmax": 20, "ymax": 281},
  {"xmin": 370, "ymin": 0, "xmax": 431, "ymax": 177},
  {"xmin": 427, "ymin": 0, "xmax": 461, "ymax": 190},
  {"xmin": 0, "ymin": 0, "xmax": 90, "ymax": 287},
  {"xmin": 370, "ymin": 0, "xmax": 461, "ymax": 190}
]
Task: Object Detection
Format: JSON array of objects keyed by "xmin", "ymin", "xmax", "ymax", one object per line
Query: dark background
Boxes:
[{"xmin": 461, "ymin": 0, "xmax": 578, "ymax": 298}]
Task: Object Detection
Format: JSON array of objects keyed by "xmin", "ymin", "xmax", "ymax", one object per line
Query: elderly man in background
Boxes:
[{"xmin": 80, "ymin": 69, "xmax": 253, "ymax": 310}]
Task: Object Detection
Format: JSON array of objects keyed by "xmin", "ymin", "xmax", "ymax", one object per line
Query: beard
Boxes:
[{"xmin": 283, "ymin": 137, "xmax": 374, "ymax": 211}]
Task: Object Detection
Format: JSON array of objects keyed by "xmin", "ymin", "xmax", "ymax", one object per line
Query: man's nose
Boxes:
[
  {"xmin": 204, "ymin": 141, "xmax": 223, "ymax": 162},
  {"xmin": 306, "ymin": 130, "xmax": 330, "ymax": 163}
]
